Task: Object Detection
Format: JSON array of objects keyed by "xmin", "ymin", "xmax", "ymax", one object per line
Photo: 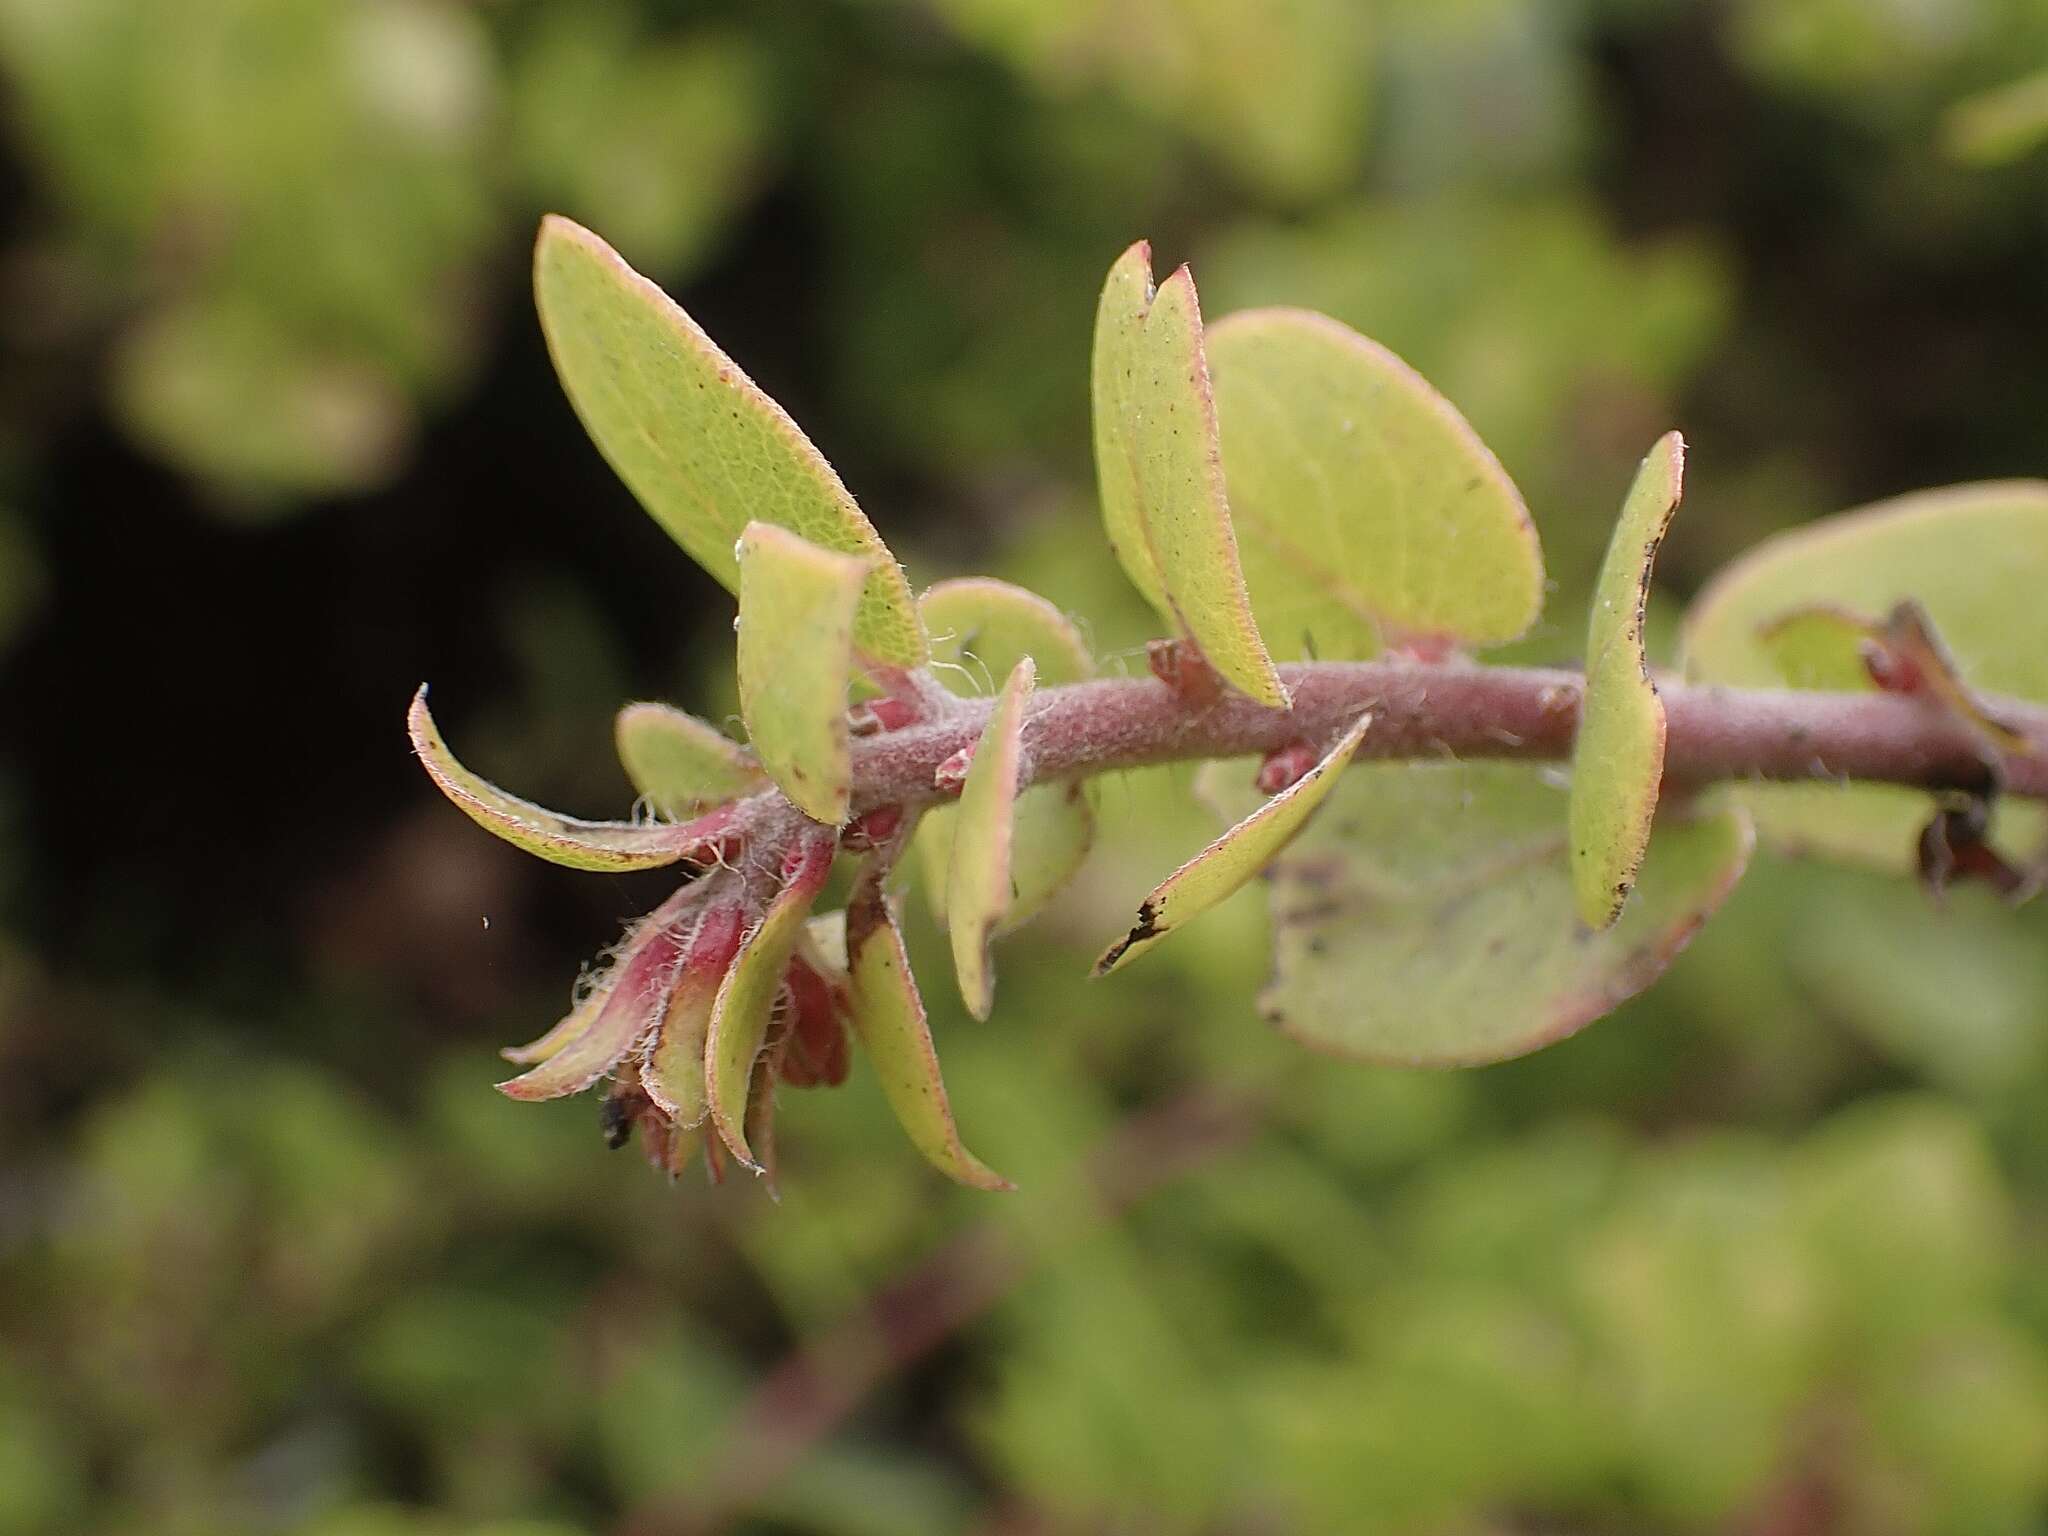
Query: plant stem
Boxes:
[{"xmin": 840, "ymin": 661, "xmax": 2048, "ymax": 812}]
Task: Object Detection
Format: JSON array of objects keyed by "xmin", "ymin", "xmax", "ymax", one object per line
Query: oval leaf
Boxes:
[
  {"xmin": 1205, "ymin": 307, "xmax": 1543, "ymax": 659},
  {"xmin": 1681, "ymin": 482, "xmax": 2048, "ymax": 870},
  {"xmin": 846, "ymin": 898, "xmax": 1012, "ymax": 1191},
  {"xmin": 1570, "ymin": 431, "xmax": 1685, "ymax": 929},
  {"xmin": 704, "ymin": 833, "xmax": 835, "ymax": 1169},
  {"xmin": 615, "ymin": 702, "xmax": 765, "ymax": 818},
  {"xmin": 533, "ymin": 216, "xmax": 925, "ymax": 666},
  {"xmin": 410, "ymin": 687, "xmax": 703, "ymax": 871},
  {"xmin": 1091, "ymin": 241, "xmax": 1288, "ymax": 708},
  {"xmin": 640, "ymin": 900, "xmax": 744, "ymax": 1126},
  {"xmin": 917, "ymin": 578, "xmax": 1095, "ymax": 934},
  {"xmin": 736, "ymin": 521, "xmax": 873, "ymax": 825},
  {"xmin": 1246, "ymin": 762, "xmax": 1754, "ymax": 1065},
  {"xmin": 946, "ymin": 657, "xmax": 1036, "ymax": 1019},
  {"xmin": 1096, "ymin": 711, "xmax": 1372, "ymax": 975}
]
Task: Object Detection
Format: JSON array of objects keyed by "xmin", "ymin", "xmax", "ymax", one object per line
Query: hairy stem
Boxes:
[{"xmin": 837, "ymin": 661, "xmax": 2048, "ymax": 812}]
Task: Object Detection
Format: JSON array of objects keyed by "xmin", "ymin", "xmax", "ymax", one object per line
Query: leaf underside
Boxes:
[
  {"xmin": 847, "ymin": 900, "xmax": 1012, "ymax": 1191},
  {"xmin": 917, "ymin": 578, "xmax": 1095, "ymax": 935},
  {"xmin": 409, "ymin": 687, "xmax": 700, "ymax": 871},
  {"xmin": 735, "ymin": 520, "xmax": 872, "ymax": 825},
  {"xmin": 1097, "ymin": 711, "xmax": 1373, "ymax": 974},
  {"xmin": 1236, "ymin": 761, "xmax": 1754, "ymax": 1066},
  {"xmin": 1205, "ymin": 307, "xmax": 1544, "ymax": 661},
  {"xmin": 1681, "ymin": 481, "xmax": 2048, "ymax": 871},
  {"xmin": 945, "ymin": 657, "xmax": 1036, "ymax": 1019},
  {"xmin": 533, "ymin": 215, "xmax": 924, "ymax": 666},
  {"xmin": 1090, "ymin": 240, "xmax": 1287, "ymax": 708},
  {"xmin": 1570, "ymin": 431, "xmax": 1685, "ymax": 929}
]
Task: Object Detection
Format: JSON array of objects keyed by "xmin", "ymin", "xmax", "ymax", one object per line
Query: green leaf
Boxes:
[
  {"xmin": 1943, "ymin": 69, "xmax": 2048, "ymax": 166},
  {"xmin": 1204, "ymin": 307, "xmax": 1543, "ymax": 659},
  {"xmin": 615, "ymin": 701, "xmax": 765, "ymax": 818},
  {"xmin": 532, "ymin": 216, "xmax": 925, "ymax": 666},
  {"xmin": 1570, "ymin": 431, "xmax": 1685, "ymax": 929},
  {"xmin": 917, "ymin": 578, "xmax": 1095, "ymax": 934},
  {"xmin": 1245, "ymin": 762, "xmax": 1753, "ymax": 1065},
  {"xmin": 409, "ymin": 687, "xmax": 703, "ymax": 871},
  {"xmin": 1091, "ymin": 241, "xmax": 1288, "ymax": 708},
  {"xmin": 1096, "ymin": 711, "xmax": 1372, "ymax": 975},
  {"xmin": 1756, "ymin": 605, "xmax": 1875, "ymax": 691},
  {"xmin": 921, "ymin": 577, "xmax": 1094, "ymax": 692},
  {"xmin": 704, "ymin": 834, "xmax": 835, "ymax": 1168},
  {"xmin": 946, "ymin": 657, "xmax": 1036, "ymax": 1019},
  {"xmin": 846, "ymin": 897, "xmax": 1012, "ymax": 1191},
  {"xmin": 1681, "ymin": 482, "xmax": 2048, "ymax": 870},
  {"xmin": 640, "ymin": 902, "xmax": 742, "ymax": 1128},
  {"xmin": 736, "ymin": 521, "xmax": 873, "ymax": 825}
]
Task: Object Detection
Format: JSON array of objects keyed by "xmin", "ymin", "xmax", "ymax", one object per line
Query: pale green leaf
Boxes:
[
  {"xmin": 615, "ymin": 701, "xmax": 765, "ymax": 818},
  {"xmin": 946, "ymin": 657, "xmax": 1036, "ymax": 1019},
  {"xmin": 921, "ymin": 576, "xmax": 1094, "ymax": 692},
  {"xmin": 1205, "ymin": 307, "xmax": 1543, "ymax": 659},
  {"xmin": 1096, "ymin": 711, "xmax": 1371, "ymax": 974},
  {"xmin": 846, "ymin": 898, "xmax": 1011, "ymax": 1191},
  {"xmin": 409, "ymin": 687, "xmax": 702, "ymax": 871},
  {"xmin": 918, "ymin": 783, "xmax": 1095, "ymax": 935},
  {"xmin": 917, "ymin": 577, "xmax": 1095, "ymax": 933},
  {"xmin": 704, "ymin": 835, "xmax": 834, "ymax": 1168},
  {"xmin": 736, "ymin": 521, "xmax": 873, "ymax": 825},
  {"xmin": 1681, "ymin": 482, "xmax": 2048, "ymax": 870},
  {"xmin": 1757, "ymin": 605, "xmax": 1876, "ymax": 692},
  {"xmin": 1243, "ymin": 762, "xmax": 1753, "ymax": 1065},
  {"xmin": 640, "ymin": 900, "xmax": 742, "ymax": 1127},
  {"xmin": 532, "ymin": 215, "xmax": 925, "ymax": 666},
  {"xmin": 1091, "ymin": 241, "xmax": 1288, "ymax": 708},
  {"xmin": 1570, "ymin": 431, "xmax": 1684, "ymax": 929}
]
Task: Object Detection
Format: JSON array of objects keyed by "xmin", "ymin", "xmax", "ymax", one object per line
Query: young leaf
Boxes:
[
  {"xmin": 496, "ymin": 895, "xmax": 693, "ymax": 1100},
  {"xmin": 704, "ymin": 833, "xmax": 835, "ymax": 1169},
  {"xmin": 946, "ymin": 657, "xmax": 1036, "ymax": 1019},
  {"xmin": 736, "ymin": 521, "xmax": 873, "ymax": 825},
  {"xmin": 1757, "ymin": 605, "xmax": 1878, "ymax": 691},
  {"xmin": 615, "ymin": 702, "xmax": 765, "ymax": 818},
  {"xmin": 1243, "ymin": 762, "xmax": 1754, "ymax": 1065},
  {"xmin": 917, "ymin": 578, "xmax": 1095, "ymax": 934},
  {"xmin": 1570, "ymin": 431, "xmax": 1685, "ymax": 929},
  {"xmin": 409, "ymin": 687, "xmax": 705, "ymax": 871},
  {"xmin": 532, "ymin": 216, "xmax": 925, "ymax": 666},
  {"xmin": 1095, "ymin": 712, "xmax": 1371, "ymax": 974},
  {"xmin": 1091, "ymin": 241, "xmax": 1288, "ymax": 708},
  {"xmin": 1682, "ymin": 482, "xmax": 2048, "ymax": 871},
  {"xmin": 846, "ymin": 897, "xmax": 1012, "ymax": 1191},
  {"xmin": 1204, "ymin": 308, "xmax": 1544, "ymax": 659},
  {"xmin": 641, "ymin": 899, "xmax": 745, "ymax": 1126}
]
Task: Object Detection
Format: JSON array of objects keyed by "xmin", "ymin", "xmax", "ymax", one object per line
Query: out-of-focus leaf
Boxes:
[
  {"xmin": 408, "ymin": 687, "xmax": 704, "ymax": 870},
  {"xmin": 511, "ymin": 16, "xmax": 777, "ymax": 273},
  {"xmin": 1944, "ymin": 69, "xmax": 2048, "ymax": 165},
  {"xmin": 1248, "ymin": 762, "xmax": 1753, "ymax": 1064},
  {"xmin": 917, "ymin": 578, "xmax": 1095, "ymax": 933},
  {"xmin": 1097, "ymin": 711, "xmax": 1371, "ymax": 974},
  {"xmin": 532, "ymin": 215, "xmax": 924, "ymax": 665},
  {"xmin": 1091, "ymin": 241, "xmax": 1287, "ymax": 708},
  {"xmin": 846, "ymin": 896, "xmax": 1011, "ymax": 1190},
  {"xmin": 614, "ymin": 701, "xmax": 764, "ymax": 818},
  {"xmin": 1681, "ymin": 482, "xmax": 2048, "ymax": 870},
  {"xmin": 946, "ymin": 657, "xmax": 1036, "ymax": 1018},
  {"xmin": 705, "ymin": 833, "xmax": 833, "ymax": 1168},
  {"xmin": 1757, "ymin": 604, "xmax": 1875, "ymax": 691},
  {"xmin": 1205, "ymin": 307, "xmax": 1542, "ymax": 659},
  {"xmin": 1570, "ymin": 432, "xmax": 1684, "ymax": 928},
  {"xmin": 735, "ymin": 520, "xmax": 873, "ymax": 825}
]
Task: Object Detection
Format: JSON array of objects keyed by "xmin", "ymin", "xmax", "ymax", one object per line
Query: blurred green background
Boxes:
[{"xmin": 5, "ymin": 0, "xmax": 2048, "ymax": 1532}]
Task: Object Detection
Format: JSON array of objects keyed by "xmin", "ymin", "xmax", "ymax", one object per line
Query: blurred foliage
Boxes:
[{"xmin": 5, "ymin": 0, "xmax": 2048, "ymax": 1533}]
